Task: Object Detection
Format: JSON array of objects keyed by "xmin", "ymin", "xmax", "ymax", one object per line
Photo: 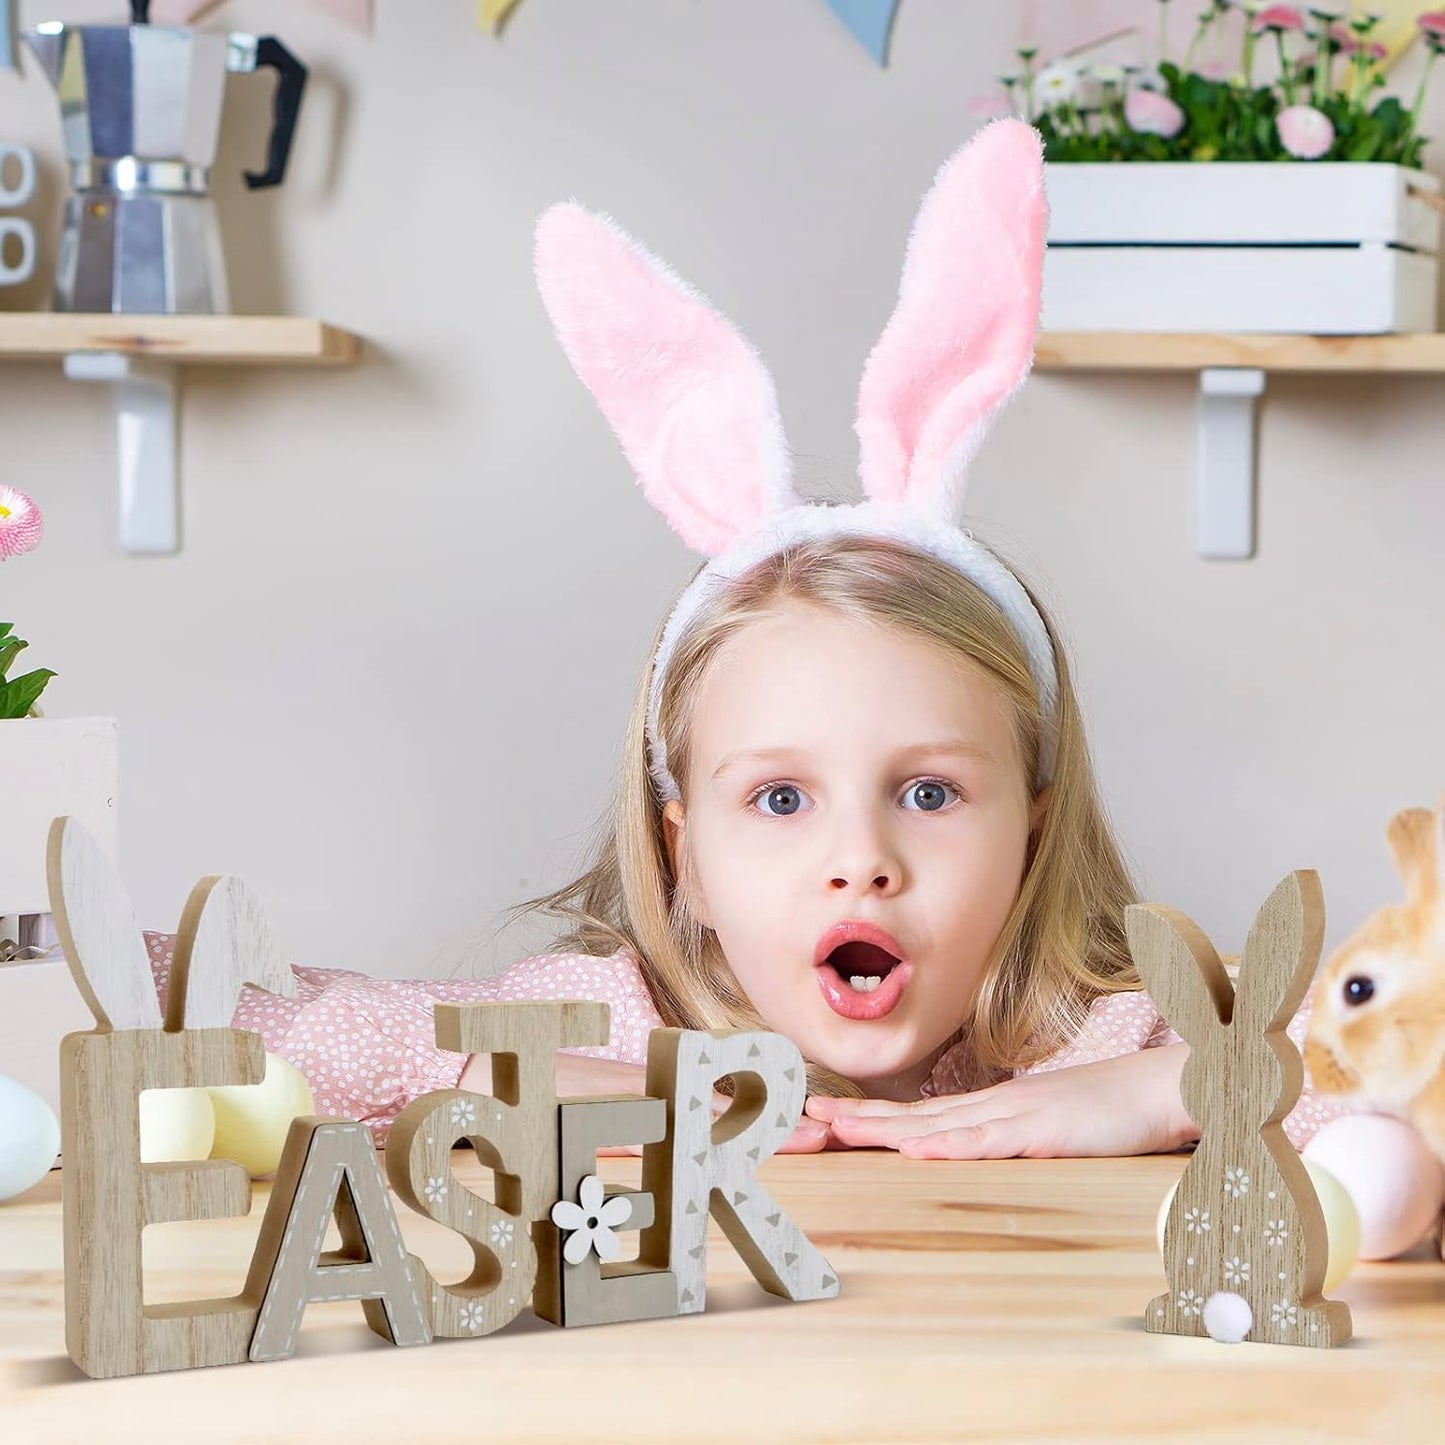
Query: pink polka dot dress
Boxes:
[{"xmin": 141, "ymin": 932, "xmax": 1342, "ymax": 1151}]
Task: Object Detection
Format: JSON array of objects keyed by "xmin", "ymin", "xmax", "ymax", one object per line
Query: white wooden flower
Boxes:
[
  {"xmin": 1264, "ymin": 1219, "xmax": 1289, "ymax": 1246},
  {"xmin": 459, "ymin": 1299, "xmax": 485, "ymax": 1332},
  {"xmin": 551, "ymin": 1174, "xmax": 634, "ymax": 1265},
  {"xmin": 424, "ymin": 1175, "xmax": 448, "ymax": 1205},
  {"xmin": 1223, "ymin": 1256, "xmax": 1251, "ymax": 1286},
  {"xmin": 1176, "ymin": 1289, "xmax": 1204, "ymax": 1317},
  {"xmin": 1223, "ymin": 1167, "xmax": 1251, "ymax": 1199},
  {"xmin": 1270, "ymin": 1300, "xmax": 1298, "ymax": 1328},
  {"xmin": 1184, "ymin": 1207, "xmax": 1211, "ymax": 1234},
  {"xmin": 489, "ymin": 1218, "xmax": 515, "ymax": 1248},
  {"xmin": 450, "ymin": 1098, "xmax": 478, "ymax": 1130}
]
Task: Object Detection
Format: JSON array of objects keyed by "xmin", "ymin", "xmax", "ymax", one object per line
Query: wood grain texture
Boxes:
[
  {"xmin": 59, "ymin": 1026, "xmax": 265, "ymax": 1378},
  {"xmin": 386, "ymin": 1000, "xmax": 610, "ymax": 1336},
  {"xmin": 534, "ymin": 1095, "xmax": 676, "ymax": 1328},
  {"xmin": 247, "ymin": 1120, "xmax": 431, "ymax": 1361},
  {"xmin": 8, "ymin": 1153, "xmax": 1445, "ymax": 1439},
  {"xmin": 1127, "ymin": 871, "xmax": 1352, "ymax": 1348},
  {"xmin": 47, "ymin": 816, "xmax": 160, "ymax": 1032},
  {"xmin": 0, "ymin": 314, "xmax": 362, "ymax": 365},
  {"xmin": 165, "ymin": 875, "xmax": 297, "ymax": 1030},
  {"xmin": 1033, "ymin": 331, "xmax": 1445, "ymax": 373},
  {"xmin": 640, "ymin": 1029, "xmax": 840, "ymax": 1314}
]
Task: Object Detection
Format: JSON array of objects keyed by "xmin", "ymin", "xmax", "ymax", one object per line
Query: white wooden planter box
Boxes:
[
  {"xmin": 0, "ymin": 716, "xmax": 119, "ymax": 1122},
  {"xmin": 1042, "ymin": 163, "xmax": 1442, "ymax": 334}
]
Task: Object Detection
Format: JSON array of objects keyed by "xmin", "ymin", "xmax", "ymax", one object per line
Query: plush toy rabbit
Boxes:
[
  {"xmin": 1304, "ymin": 801, "xmax": 1445, "ymax": 1164},
  {"xmin": 1127, "ymin": 871, "xmax": 1351, "ymax": 1347}
]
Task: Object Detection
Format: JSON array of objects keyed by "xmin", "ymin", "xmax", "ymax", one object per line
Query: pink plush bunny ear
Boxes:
[
  {"xmin": 534, "ymin": 202, "xmax": 799, "ymax": 556},
  {"xmin": 855, "ymin": 118, "xmax": 1047, "ymax": 515}
]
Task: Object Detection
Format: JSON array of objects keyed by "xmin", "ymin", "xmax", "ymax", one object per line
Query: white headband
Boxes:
[
  {"xmin": 643, "ymin": 499, "xmax": 1058, "ymax": 803},
  {"xmin": 531, "ymin": 119, "xmax": 1057, "ymax": 803}
]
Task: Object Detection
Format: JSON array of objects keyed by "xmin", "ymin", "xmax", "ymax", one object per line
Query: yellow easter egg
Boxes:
[
  {"xmin": 206, "ymin": 1051, "xmax": 315, "ymax": 1178},
  {"xmin": 138, "ymin": 1086, "xmax": 216, "ymax": 1163},
  {"xmin": 1155, "ymin": 1159, "xmax": 1360, "ymax": 1293}
]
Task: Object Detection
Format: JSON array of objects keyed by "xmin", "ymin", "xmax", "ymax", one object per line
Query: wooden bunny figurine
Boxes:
[
  {"xmin": 1127, "ymin": 871, "xmax": 1352, "ymax": 1347},
  {"xmin": 47, "ymin": 814, "xmax": 299, "ymax": 1378},
  {"xmin": 1304, "ymin": 799, "xmax": 1445, "ymax": 1164}
]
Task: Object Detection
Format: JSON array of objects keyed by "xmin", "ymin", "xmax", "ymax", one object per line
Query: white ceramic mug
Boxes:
[{"xmin": 0, "ymin": 142, "xmax": 37, "ymax": 287}]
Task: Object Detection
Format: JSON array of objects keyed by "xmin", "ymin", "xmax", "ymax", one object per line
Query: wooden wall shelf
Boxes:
[
  {"xmin": 0, "ymin": 314, "xmax": 364, "ymax": 555},
  {"xmin": 1032, "ymin": 331, "xmax": 1445, "ymax": 560},
  {"xmin": 1035, "ymin": 331, "xmax": 1445, "ymax": 374}
]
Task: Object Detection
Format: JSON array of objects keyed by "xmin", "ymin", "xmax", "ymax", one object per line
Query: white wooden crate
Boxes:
[
  {"xmin": 0, "ymin": 716, "xmax": 118, "ymax": 1129},
  {"xmin": 1043, "ymin": 162, "xmax": 1442, "ymax": 334}
]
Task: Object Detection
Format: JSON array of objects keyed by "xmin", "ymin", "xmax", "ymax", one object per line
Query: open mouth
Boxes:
[{"xmin": 815, "ymin": 940, "xmax": 913, "ymax": 1021}]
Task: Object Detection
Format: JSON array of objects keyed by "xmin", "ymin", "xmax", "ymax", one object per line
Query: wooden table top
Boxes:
[{"xmin": 3, "ymin": 1151, "xmax": 1444, "ymax": 1442}]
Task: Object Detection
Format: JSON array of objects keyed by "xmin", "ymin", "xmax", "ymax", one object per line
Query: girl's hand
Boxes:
[
  {"xmin": 461, "ymin": 1050, "xmax": 832, "ymax": 1155},
  {"xmin": 804, "ymin": 1045, "xmax": 1197, "ymax": 1160}
]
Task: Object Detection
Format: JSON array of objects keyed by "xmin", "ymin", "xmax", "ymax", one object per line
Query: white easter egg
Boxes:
[
  {"xmin": 1305, "ymin": 1113, "xmax": 1445, "ymax": 1260},
  {"xmin": 138, "ymin": 1086, "xmax": 216, "ymax": 1163},
  {"xmin": 0, "ymin": 1074, "xmax": 61, "ymax": 1202},
  {"xmin": 206, "ymin": 1051, "xmax": 315, "ymax": 1178},
  {"xmin": 1156, "ymin": 1158, "xmax": 1360, "ymax": 1293}
]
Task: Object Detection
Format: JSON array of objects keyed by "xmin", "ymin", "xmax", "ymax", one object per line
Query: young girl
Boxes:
[{"xmin": 144, "ymin": 119, "xmax": 1344, "ymax": 1160}]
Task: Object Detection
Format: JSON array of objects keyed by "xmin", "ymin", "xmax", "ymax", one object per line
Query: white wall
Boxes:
[{"xmin": 2, "ymin": 0, "xmax": 1441, "ymax": 979}]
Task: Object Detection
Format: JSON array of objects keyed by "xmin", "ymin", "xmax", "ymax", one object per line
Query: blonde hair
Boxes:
[{"xmin": 498, "ymin": 527, "xmax": 1142, "ymax": 1096}]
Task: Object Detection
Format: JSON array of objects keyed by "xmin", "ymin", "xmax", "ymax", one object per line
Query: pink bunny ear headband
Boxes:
[{"xmin": 533, "ymin": 118, "xmax": 1058, "ymax": 804}]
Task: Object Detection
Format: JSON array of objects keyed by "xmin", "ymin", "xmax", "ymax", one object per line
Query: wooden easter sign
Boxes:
[
  {"xmin": 1126, "ymin": 869, "xmax": 1352, "ymax": 1349},
  {"xmin": 46, "ymin": 817, "xmax": 840, "ymax": 1380}
]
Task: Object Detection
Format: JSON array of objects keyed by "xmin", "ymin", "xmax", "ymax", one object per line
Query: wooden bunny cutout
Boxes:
[
  {"xmin": 47, "ymin": 815, "xmax": 298, "ymax": 1378},
  {"xmin": 1126, "ymin": 871, "xmax": 1352, "ymax": 1348}
]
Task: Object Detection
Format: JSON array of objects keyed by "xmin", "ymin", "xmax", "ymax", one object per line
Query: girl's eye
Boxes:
[
  {"xmin": 745, "ymin": 778, "xmax": 961, "ymax": 817},
  {"xmin": 751, "ymin": 784, "xmax": 810, "ymax": 818},
  {"xmin": 902, "ymin": 778, "xmax": 959, "ymax": 813}
]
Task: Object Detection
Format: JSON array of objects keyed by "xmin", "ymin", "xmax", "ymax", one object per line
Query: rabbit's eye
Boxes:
[{"xmin": 1342, "ymin": 975, "xmax": 1376, "ymax": 1007}]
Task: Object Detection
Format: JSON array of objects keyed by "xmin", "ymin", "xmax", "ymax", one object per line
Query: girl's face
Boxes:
[{"xmin": 663, "ymin": 600, "xmax": 1047, "ymax": 1099}]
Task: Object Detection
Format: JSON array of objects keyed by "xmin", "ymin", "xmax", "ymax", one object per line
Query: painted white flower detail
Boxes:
[
  {"xmin": 1224, "ymin": 1167, "xmax": 1251, "ymax": 1199},
  {"xmin": 424, "ymin": 1175, "xmax": 448, "ymax": 1205},
  {"xmin": 1183, "ymin": 1207, "xmax": 1212, "ymax": 1234},
  {"xmin": 459, "ymin": 1299, "xmax": 485, "ymax": 1332},
  {"xmin": 1223, "ymin": 1256, "xmax": 1251, "ymax": 1286},
  {"xmin": 1264, "ymin": 1219, "xmax": 1289, "ymax": 1246},
  {"xmin": 489, "ymin": 1218, "xmax": 515, "ymax": 1248},
  {"xmin": 450, "ymin": 1098, "xmax": 478, "ymax": 1129},
  {"xmin": 551, "ymin": 1175, "xmax": 634, "ymax": 1265},
  {"xmin": 1271, "ymin": 1300, "xmax": 1298, "ymax": 1328},
  {"xmin": 1176, "ymin": 1289, "xmax": 1204, "ymax": 1317}
]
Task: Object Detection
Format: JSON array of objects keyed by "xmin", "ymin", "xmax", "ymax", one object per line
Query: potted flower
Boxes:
[
  {"xmin": 0, "ymin": 486, "xmax": 117, "ymax": 1119},
  {"xmin": 995, "ymin": 3, "xmax": 1445, "ymax": 332}
]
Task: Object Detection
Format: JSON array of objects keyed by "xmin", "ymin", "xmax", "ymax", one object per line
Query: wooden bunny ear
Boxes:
[
  {"xmin": 1233, "ymin": 871, "xmax": 1325, "ymax": 1043},
  {"xmin": 534, "ymin": 201, "xmax": 799, "ymax": 556},
  {"xmin": 1386, "ymin": 804, "xmax": 1441, "ymax": 909},
  {"xmin": 165, "ymin": 875, "xmax": 298, "ymax": 1031},
  {"xmin": 46, "ymin": 815, "xmax": 162, "ymax": 1032},
  {"xmin": 1125, "ymin": 901, "xmax": 1234, "ymax": 1049},
  {"xmin": 855, "ymin": 118, "xmax": 1046, "ymax": 517}
]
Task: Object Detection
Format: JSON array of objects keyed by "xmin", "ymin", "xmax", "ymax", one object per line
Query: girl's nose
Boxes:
[{"xmin": 826, "ymin": 824, "xmax": 903, "ymax": 895}]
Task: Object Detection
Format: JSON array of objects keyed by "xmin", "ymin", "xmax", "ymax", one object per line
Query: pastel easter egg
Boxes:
[
  {"xmin": 206, "ymin": 1051, "xmax": 315, "ymax": 1178},
  {"xmin": 0, "ymin": 1074, "xmax": 61, "ymax": 1201},
  {"xmin": 138, "ymin": 1086, "xmax": 216, "ymax": 1163},
  {"xmin": 1156, "ymin": 1159, "xmax": 1360, "ymax": 1293},
  {"xmin": 1304, "ymin": 1114, "xmax": 1445, "ymax": 1260}
]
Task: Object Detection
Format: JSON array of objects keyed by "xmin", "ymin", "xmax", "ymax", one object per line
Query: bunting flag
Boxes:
[
  {"xmin": 821, "ymin": 0, "xmax": 900, "ymax": 65},
  {"xmin": 149, "ymin": 0, "xmax": 373, "ymax": 31},
  {"xmin": 479, "ymin": 0, "xmax": 526, "ymax": 34}
]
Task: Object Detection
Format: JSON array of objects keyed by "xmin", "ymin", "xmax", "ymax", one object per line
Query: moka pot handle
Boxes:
[{"xmin": 233, "ymin": 35, "xmax": 308, "ymax": 191}]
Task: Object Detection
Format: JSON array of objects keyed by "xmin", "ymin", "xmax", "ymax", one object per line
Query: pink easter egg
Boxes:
[{"xmin": 1304, "ymin": 1114, "xmax": 1445, "ymax": 1260}]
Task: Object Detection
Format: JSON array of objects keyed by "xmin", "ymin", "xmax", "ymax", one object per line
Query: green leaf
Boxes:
[
  {"xmin": 0, "ymin": 636, "xmax": 25, "ymax": 680},
  {"xmin": 0, "ymin": 669, "xmax": 57, "ymax": 719}
]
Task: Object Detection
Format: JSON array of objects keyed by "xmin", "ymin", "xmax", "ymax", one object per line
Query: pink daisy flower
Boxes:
[
  {"xmin": 0, "ymin": 486, "xmax": 43, "ymax": 561},
  {"xmin": 1419, "ymin": 11, "xmax": 1445, "ymax": 42},
  {"xmin": 1252, "ymin": 4, "xmax": 1306, "ymax": 33},
  {"xmin": 1276, "ymin": 103, "xmax": 1336, "ymax": 159},
  {"xmin": 1125, "ymin": 88, "xmax": 1187, "ymax": 138}
]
